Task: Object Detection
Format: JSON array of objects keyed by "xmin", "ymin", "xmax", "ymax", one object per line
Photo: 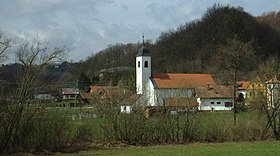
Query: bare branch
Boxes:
[
  {"xmin": 0, "ymin": 32, "xmax": 13, "ymax": 61},
  {"xmin": 16, "ymin": 38, "xmax": 68, "ymax": 68}
]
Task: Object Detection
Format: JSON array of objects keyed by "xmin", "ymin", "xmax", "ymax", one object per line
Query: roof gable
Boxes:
[
  {"xmin": 62, "ymin": 88, "xmax": 79, "ymax": 94},
  {"xmin": 89, "ymin": 86, "xmax": 106, "ymax": 94},
  {"xmin": 152, "ymin": 73, "xmax": 216, "ymax": 89},
  {"xmin": 196, "ymin": 85, "xmax": 233, "ymax": 98},
  {"xmin": 266, "ymin": 77, "xmax": 280, "ymax": 84},
  {"xmin": 247, "ymin": 82, "xmax": 265, "ymax": 90},
  {"xmin": 237, "ymin": 81, "xmax": 251, "ymax": 90}
]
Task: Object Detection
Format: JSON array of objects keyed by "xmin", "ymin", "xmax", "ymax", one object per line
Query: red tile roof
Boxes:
[
  {"xmin": 82, "ymin": 86, "xmax": 132, "ymax": 101},
  {"xmin": 236, "ymin": 81, "xmax": 251, "ymax": 90},
  {"xmin": 62, "ymin": 88, "xmax": 79, "ymax": 95},
  {"xmin": 80, "ymin": 93, "xmax": 96, "ymax": 100},
  {"xmin": 123, "ymin": 94, "xmax": 142, "ymax": 105},
  {"xmin": 266, "ymin": 77, "xmax": 280, "ymax": 84},
  {"xmin": 196, "ymin": 85, "xmax": 233, "ymax": 98},
  {"xmin": 89, "ymin": 86, "xmax": 106, "ymax": 94},
  {"xmin": 152, "ymin": 73, "xmax": 216, "ymax": 89}
]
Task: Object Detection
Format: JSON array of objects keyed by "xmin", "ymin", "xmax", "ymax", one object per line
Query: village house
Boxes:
[
  {"xmin": 80, "ymin": 85, "xmax": 133, "ymax": 113},
  {"xmin": 34, "ymin": 92, "xmax": 54, "ymax": 100},
  {"xmin": 79, "ymin": 86, "xmax": 104, "ymax": 103},
  {"xmin": 135, "ymin": 44, "xmax": 233, "ymax": 111},
  {"xmin": 246, "ymin": 78, "xmax": 266, "ymax": 106},
  {"xmin": 196, "ymin": 85, "xmax": 233, "ymax": 111},
  {"xmin": 62, "ymin": 88, "xmax": 79, "ymax": 100},
  {"xmin": 237, "ymin": 81, "xmax": 251, "ymax": 99},
  {"xmin": 236, "ymin": 78, "xmax": 280, "ymax": 109},
  {"xmin": 79, "ymin": 85, "xmax": 106, "ymax": 103},
  {"xmin": 266, "ymin": 78, "xmax": 280, "ymax": 108},
  {"xmin": 34, "ymin": 89, "xmax": 61, "ymax": 101}
]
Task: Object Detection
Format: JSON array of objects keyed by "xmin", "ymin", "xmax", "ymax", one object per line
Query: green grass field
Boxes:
[
  {"xmin": 59, "ymin": 141, "xmax": 280, "ymax": 156},
  {"xmin": 40, "ymin": 107, "xmax": 273, "ymax": 156}
]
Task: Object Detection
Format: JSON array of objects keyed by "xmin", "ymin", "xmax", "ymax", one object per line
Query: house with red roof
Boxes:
[
  {"xmin": 80, "ymin": 85, "xmax": 133, "ymax": 113},
  {"xmin": 196, "ymin": 85, "xmax": 233, "ymax": 111},
  {"xmin": 236, "ymin": 81, "xmax": 251, "ymax": 98},
  {"xmin": 266, "ymin": 77, "xmax": 280, "ymax": 108},
  {"xmin": 135, "ymin": 44, "xmax": 233, "ymax": 111},
  {"xmin": 62, "ymin": 88, "xmax": 79, "ymax": 100}
]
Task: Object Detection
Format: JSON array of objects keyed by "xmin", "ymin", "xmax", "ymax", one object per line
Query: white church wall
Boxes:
[
  {"xmin": 154, "ymin": 89, "xmax": 194, "ymax": 106},
  {"xmin": 146, "ymin": 80, "xmax": 156, "ymax": 106},
  {"xmin": 136, "ymin": 56, "xmax": 151, "ymax": 94},
  {"xmin": 135, "ymin": 80, "xmax": 155, "ymax": 107}
]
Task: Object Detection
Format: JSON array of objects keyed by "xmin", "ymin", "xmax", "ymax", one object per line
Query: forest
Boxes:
[
  {"xmin": 1, "ymin": 4, "xmax": 280, "ymax": 91},
  {"xmin": 66, "ymin": 4, "xmax": 280, "ymax": 87}
]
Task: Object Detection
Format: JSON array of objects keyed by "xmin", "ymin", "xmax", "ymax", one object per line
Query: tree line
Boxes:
[{"xmin": 74, "ymin": 4, "xmax": 280, "ymax": 86}]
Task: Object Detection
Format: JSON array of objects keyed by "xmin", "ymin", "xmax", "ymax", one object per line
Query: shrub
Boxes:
[
  {"xmin": 231, "ymin": 120, "xmax": 264, "ymax": 141},
  {"xmin": 73, "ymin": 123, "xmax": 94, "ymax": 143},
  {"xmin": 0, "ymin": 106, "xmax": 72, "ymax": 153},
  {"xmin": 204, "ymin": 119, "xmax": 231, "ymax": 143}
]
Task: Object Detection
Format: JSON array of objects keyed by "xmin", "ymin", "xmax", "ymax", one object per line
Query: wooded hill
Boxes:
[
  {"xmin": 1, "ymin": 4, "xmax": 280, "ymax": 89},
  {"xmin": 151, "ymin": 5, "xmax": 280, "ymax": 74},
  {"xmin": 78, "ymin": 5, "xmax": 280, "ymax": 82}
]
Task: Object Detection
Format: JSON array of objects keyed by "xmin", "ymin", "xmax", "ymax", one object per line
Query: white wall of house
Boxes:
[
  {"xmin": 197, "ymin": 98, "xmax": 233, "ymax": 111},
  {"xmin": 120, "ymin": 105, "xmax": 132, "ymax": 114},
  {"xmin": 63, "ymin": 94, "xmax": 78, "ymax": 100},
  {"xmin": 237, "ymin": 90, "xmax": 248, "ymax": 98},
  {"xmin": 267, "ymin": 83, "xmax": 280, "ymax": 108},
  {"xmin": 34, "ymin": 93, "xmax": 53, "ymax": 100}
]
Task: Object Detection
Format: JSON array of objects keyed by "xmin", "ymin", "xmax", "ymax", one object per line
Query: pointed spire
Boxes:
[
  {"xmin": 137, "ymin": 34, "xmax": 150, "ymax": 57},
  {"xmin": 142, "ymin": 33, "xmax": 145, "ymax": 46}
]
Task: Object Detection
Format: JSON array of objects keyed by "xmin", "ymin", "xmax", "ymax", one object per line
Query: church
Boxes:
[{"xmin": 134, "ymin": 43, "xmax": 233, "ymax": 112}]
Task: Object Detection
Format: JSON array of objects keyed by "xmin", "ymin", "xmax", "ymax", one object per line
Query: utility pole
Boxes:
[
  {"xmin": 75, "ymin": 80, "xmax": 78, "ymax": 107},
  {"xmin": 233, "ymin": 69, "xmax": 237, "ymax": 126},
  {"xmin": 76, "ymin": 80, "xmax": 82, "ymax": 119},
  {"xmin": 0, "ymin": 80, "xmax": 3, "ymax": 101}
]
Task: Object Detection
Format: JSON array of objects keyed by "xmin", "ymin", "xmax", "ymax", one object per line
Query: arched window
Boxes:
[
  {"xmin": 138, "ymin": 61, "xmax": 140, "ymax": 68},
  {"xmin": 144, "ymin": 61, "xmax": 148, "ymax": 68}
]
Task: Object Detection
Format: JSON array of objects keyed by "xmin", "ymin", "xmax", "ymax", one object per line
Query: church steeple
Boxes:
[
  {"xmin": 136, "ymin": 35, "xmax": 150, "ymax": 57},
  {"xmin": 136, "ymin": 35, "xmax": 151, "ymax": 94}
]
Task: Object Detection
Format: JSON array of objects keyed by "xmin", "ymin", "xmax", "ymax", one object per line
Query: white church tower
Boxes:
[{"xmin": 136, "ymin": 36, "xmax": 151, "ymax": 94}]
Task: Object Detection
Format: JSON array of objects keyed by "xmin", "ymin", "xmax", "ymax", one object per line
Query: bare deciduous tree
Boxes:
[
  {"xmin": 257, "ymin": 56, "xmax": 280, "ymax": 140},
  {"xmin": 0, "ymin": 37, "xmax": 67, "ymax": 152},
  {"xmin": 216, "ymin": 38, "xmax": 256, "ymax": 125},
  {"xmin": 0, "ymin": 32, "xmax": 13, "ymax": 62}
]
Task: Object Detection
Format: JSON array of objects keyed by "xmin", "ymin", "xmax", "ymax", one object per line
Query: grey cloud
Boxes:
[
  {"xmin": 1, "ymin": 0, "xmax": 280, "ymax": 63},
  {"xmin": 146, "ymin": 1, "xmax": 201, "ymax": 29},
  {"xmin": 120, "ymin": 3, "xmax": 129, "ymax": 10}
]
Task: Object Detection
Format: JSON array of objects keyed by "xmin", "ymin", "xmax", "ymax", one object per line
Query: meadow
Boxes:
[
  {"xmin": 58, "ymin": 141, "xmax": 280, "ymax": 156},
  {"xmin": 1, "ymin": 102, "xmax": 273, "ymax": 155}
]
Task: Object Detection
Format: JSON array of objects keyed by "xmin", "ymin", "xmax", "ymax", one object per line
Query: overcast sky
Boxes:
[{"xmin": 0, "ymin": 0, "xmax": 279, "ymax": 63}]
